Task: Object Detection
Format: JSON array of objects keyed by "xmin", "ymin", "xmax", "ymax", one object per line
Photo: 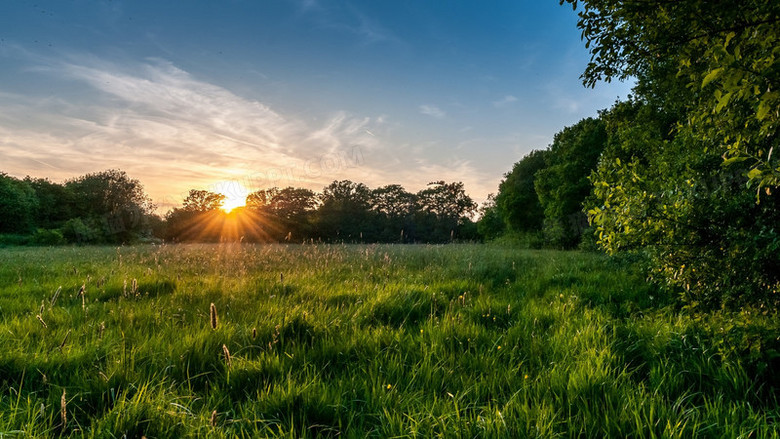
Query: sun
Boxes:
[{"xmin": 214, "ymin": 181, "xmax": 249, "ymax": 213}]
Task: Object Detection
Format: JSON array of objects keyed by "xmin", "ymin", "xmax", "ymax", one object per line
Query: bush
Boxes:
[
  {"xmin": 0, "ymin": 234, "xmax": 31, "ymax": 246},
  {"xmin": 30, "ymin": 228, "xmax": 65, "ymax": 246},
  {"xmin": 62, "ymin": 217, "xmax": 102, "ymax": 244},
  {"xmin": 490, "ymin": 231, "xmax": 545, "ymax": 249}
]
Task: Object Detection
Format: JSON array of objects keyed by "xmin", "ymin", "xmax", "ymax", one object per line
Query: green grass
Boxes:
[{"xmin": 0, "ymin": 244, "xmax": 777, "ymax": 438}]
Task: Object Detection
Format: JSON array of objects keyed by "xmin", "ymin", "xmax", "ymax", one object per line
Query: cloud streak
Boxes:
[
  {"xmin": 0, "ymin": 56, "xmax": 392, "ymax": 206},
  {"xmin": 492, "ymin": 95, "xmax": 518, "ymax": 107},
  {"xmin": 419, "ymin": 104, "xmax": 445, "ymax": 119},
  {"xmin": 0, "ymin": 55, "xmax": 497, "ymax": 210}
]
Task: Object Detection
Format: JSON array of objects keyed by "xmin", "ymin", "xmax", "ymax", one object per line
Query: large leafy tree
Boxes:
[
  {"xmin": 317, "ymin": 180, "xmax": 374, "ymax": 241},
  {"xmin": 254, "ymin": 187, "xmax": 318, "ymax": 241},
  {"xmin": 0, "ymin": 173, "xmax": 38, "ymax": 234},
  {"xmin": 370, "ymin": 184, "xmax": 417, "ymax": 242},
  {"xmin": 164, "ymin": 190, "xmax": 225, "ymax": 242},
  {"xmin": 415, "ymin": 181, "xmax": 477, "ymax": 242},
  {"xmin": 563, "ymin": 0, "xmax": 779, "ymax": 191},
  {"xmin": 535, "ymin": 117, "xmax": 607, "ymax": 248},
  {"xmin": 568, "ymin": 0, "xmax": 780, "ymax": 308},
  {"xmin": 65, "ymin": 169, "xmax": 155, "ymax": 243},
  {"xmin": 181, "ymin": 190, "xmax": 225, "ymax": 212},
  {"xmin": 24, "ymin": 177, "xmax": 72, "ymax": 230},
  {"xmin": 476, "ymin": 194, "xmax": 505, "ymax": 241},
  {"xmin": 494, "ymin": 150, "xmax": 548, "ymax": 234}
]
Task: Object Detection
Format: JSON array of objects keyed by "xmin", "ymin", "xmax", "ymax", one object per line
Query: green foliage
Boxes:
[
  {"xmin": 414, "ymin": 181, "xmax": 478, "ymax": 242},
  {"xmin": 181, "ymin": 189, "xmax": 225, "ymax": 212},
  {"xmin": 590, "ymin": 98, "xmax": 780, "ymax": 309},
  {"xmin": 371, "ymin": 184, "xmax": 417, "ymax": 242},
  {"xmin": 494, "ymin": 150, "xmax": 548, "ymax": 233},
  {"xmin": 0, "ymin": 170, "xmax": 159, "ymax": 245},
  {"xmin": 568, "ymin": 0, "xmax": 780, "ymax": 309},
  {"xmin": 64, "ymin": 169, "xmax": 156, "ymax": 244},
  {"xmin": 24, "ymin": 177, "xmax": 72, "ymax": 230},
  {"xmin": 0, "ymin": 244, "xmax": 777, "ymax": 437},
  {"xmin": 488, "ymin": 119, "xmax": 606, "ymax": 249},
  {"xmin": 248, "ymin": 187, "xmax": 318, "ymax": 241},
  {"xmin": 476, "ymin": 194, "xmax": 505, "ymax": 240},
  {"xmin": 316, "ymin": 180, "xmax": 374, "ymax": 241},
  {"xmin": 61, "ymin": 217, "xmax": 103, "ymax": 244},
  {"xmin": 564, "ymin": 0, "xmax": 780, "ymax": 192},
  {"xmin": 535, "ymin": 117, "xmax": 607, "ymax": 248},
  {"xmin": 0, "ymin": 173, "xmax": 38, "ymax": 234},
  {"xmin": 0, "ymin": 234, "xmax": 31, "ymax": 246},
  {"xmin": 30, "ymin": 228, "xmax": 65, "ymax": 246}
]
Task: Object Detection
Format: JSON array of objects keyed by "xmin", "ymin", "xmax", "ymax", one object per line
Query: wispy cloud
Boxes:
[
  {"xmin": 0, "ymin": 56, "xmax": 392, "ymax": 209},
  {"xmin": 419, "ymin": 104, "xmax": 445, "ymax": 119},
  {"xmin": 298, "ymin": 2, "xmax": 400, "ymax": 46},
  {"xmin": 0, "ymin": 55, "xmax": 504, "ymax": 210},
  {"xmin": 492, "ymin": 95, "xmax": 518, "ymax": 108}
]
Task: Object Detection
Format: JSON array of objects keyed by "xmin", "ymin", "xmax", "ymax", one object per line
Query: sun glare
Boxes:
[{"xmin": 215, "ymin": 181, "xmax": 249, "ymax": 213}]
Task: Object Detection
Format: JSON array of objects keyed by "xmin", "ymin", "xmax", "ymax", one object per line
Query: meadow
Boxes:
[{"xmin": 0, "ymin": 244, "xmax": 777, "ymax": 438}]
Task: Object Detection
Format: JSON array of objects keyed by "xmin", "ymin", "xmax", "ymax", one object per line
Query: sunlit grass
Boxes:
[{"xmin": 0, "ymin": 244, "xmax": 777, "ymax": 437}]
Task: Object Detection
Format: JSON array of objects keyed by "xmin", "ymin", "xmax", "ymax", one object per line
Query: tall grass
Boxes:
[{"xmin": 0, "ymin": 243, "xmax": 777, "ymax": 437}]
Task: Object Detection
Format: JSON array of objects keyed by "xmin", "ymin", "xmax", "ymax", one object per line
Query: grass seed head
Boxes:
[
  {"xmin": 58, "ymin": 329, "xmax": 71, "ymax": 352},
  {"xmin": 210, "ymin": 303, "xmax": 218, "ymax": 330},
  {"xmin": 36, "ymin": 314, "xmax": 47, "ymax": 328},
  {"xmin": 60, "ymin": 388, "xmax": 67, "ymax": 428},
  {"xmin": 222, "ymin": 344, "xmax": 232, "ymax": 368},
  {"xmin": 51, "ymin": 286, "xmax": 62, "ymax": 307}
]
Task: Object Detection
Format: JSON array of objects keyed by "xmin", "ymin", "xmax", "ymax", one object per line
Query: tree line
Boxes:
[
  {"xmin": 165, "ymin": 180, "xmax": 478, "ymax": 243},
  {"xmin": 477, "ymin": 0, "xmax": 780, "ymax": 311},
  {"xmin": 0, "ymin": 169, "xmax": 155, "ymax": 245},
  {"xmin": 0, "ymin": 170, "xmax": 478, "ymax": 245}
]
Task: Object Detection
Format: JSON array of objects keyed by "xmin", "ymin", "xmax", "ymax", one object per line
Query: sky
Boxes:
[{"xmin": 0, "ymin": 0, "xmax": 633, "ymax": 212}]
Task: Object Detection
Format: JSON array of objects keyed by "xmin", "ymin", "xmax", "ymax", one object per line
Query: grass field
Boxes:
[{"xmin": 0, "ymin": 244, "xmax": 778, "ymax": 438}]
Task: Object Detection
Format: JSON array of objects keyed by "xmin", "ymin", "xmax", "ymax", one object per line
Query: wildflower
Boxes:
[{"xmin": 386, "ymin": 384, "xmax": 392, "ymax": 390}]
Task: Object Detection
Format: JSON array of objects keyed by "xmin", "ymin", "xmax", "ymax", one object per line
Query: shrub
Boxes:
[{"xmin": 30, "ymin": 228, "xmax": 65, "ymax": 246}]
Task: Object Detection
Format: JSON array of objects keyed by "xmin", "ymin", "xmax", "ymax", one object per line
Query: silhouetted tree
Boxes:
[
  {"xmin": 317, "ymin": 180, "xmax": 375, "ymax": 241},
  {"xmin": 370, "ymin": 184, "xmax": 416, "ymax": 242},
  {"xmin": 415, "ymin": 181, "xmax": 477, "ymax": 242},
  {"xmin": 165, "ymin": 189, "xmax": 225, "ymax": 242}
]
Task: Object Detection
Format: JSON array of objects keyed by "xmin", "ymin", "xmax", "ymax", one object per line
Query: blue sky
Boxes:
[{"xmin": 0, "ymin": 0, "xmax": 632, "ymax": 211}]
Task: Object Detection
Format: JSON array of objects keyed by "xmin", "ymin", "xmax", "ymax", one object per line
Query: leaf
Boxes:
[
  {"xmin": 722, "ymin": 156, "xmax": 748, "ymax": 166},
  {"xmin": 724, "ymin": 32, "xmax": 736, "ymax": 47},
  {"xmin": 715, "ymin": 92, "xmax": 733, "ymax": 113},
  {"xmin": 702, "ymin": 68, "xmax": 724, "ymax": 88},
  {"xmin": 747, "ymin": 168, "xmax": 762, "ymax": 180},
  {"xmin": 757, "ymin": 101, "xmax": 770, "ymax": 120}
]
